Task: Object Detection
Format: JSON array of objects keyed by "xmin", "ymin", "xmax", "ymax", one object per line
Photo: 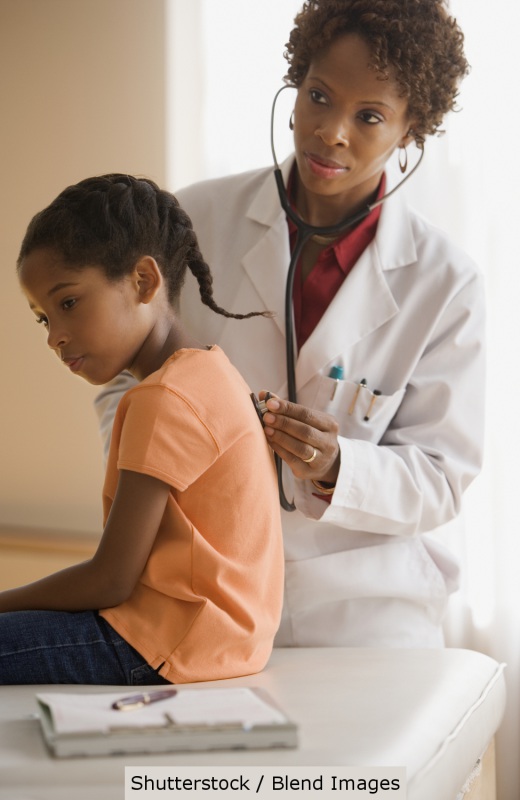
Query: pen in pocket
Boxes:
[
  {"xmin": 364, "ymin": 390, "xmax": 382, "ymax": 421},
  {"xmin": 348, "ymin": 378, "xmax": 367, "ymax": 415},
  {"xmin": 328, "ymin": 365, "xmax": 344, "ymax": 400}
]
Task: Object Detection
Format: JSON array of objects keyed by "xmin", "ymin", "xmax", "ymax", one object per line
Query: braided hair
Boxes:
[{"xmin": 17, "ymin": 174, "xmax": 269, "ymax": 320}]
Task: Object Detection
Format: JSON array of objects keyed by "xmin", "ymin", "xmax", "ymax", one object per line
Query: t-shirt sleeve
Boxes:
[{"xmin": 116, "ymin": 384, "xmax": 220, "ymax": 490}]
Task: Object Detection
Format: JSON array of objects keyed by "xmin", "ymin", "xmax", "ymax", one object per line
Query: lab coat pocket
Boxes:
[
  {"xmin": 314, "ymin": 375, "xmax": 406, "ymax": 442},
  {"xmin": 283, "ymin": 537, "xmax": 450, "ymax": 646}
]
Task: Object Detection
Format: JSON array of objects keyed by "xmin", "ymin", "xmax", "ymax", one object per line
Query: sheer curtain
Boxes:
[
  {"xmin": 166, "ymin": 0, "xmax": 302, "ymax": 188},
  {"xmin": 404, "ymin": 3, "xmax": 519, "ymax": 797},
  {"xmin": 167, "ymin": 1, "xmax": 518, "ymax": 796}
]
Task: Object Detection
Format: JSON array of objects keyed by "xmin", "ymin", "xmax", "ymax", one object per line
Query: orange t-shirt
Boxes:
[{"xmin": 100, "ymin": 346, "xmax": 283, "ymax": 683}]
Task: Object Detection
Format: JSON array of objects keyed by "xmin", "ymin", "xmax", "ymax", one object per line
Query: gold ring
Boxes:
[{"xmin": 302, "ymin": 447, "xmax": 318, "ymax": 464}]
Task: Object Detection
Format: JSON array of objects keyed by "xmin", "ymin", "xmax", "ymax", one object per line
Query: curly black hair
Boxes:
[
  {"xmin": 284, "ymin": 0, "xmax": 469, "ymax": 142},
  {"xmin": 17, "ymin": 174, "xmax": 268, "ymax": 320}
]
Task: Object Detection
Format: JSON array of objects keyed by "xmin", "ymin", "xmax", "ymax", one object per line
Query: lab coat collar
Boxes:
[
  {"xmin": 245, "ymin": 154, "xmax": 294, "ymax": 228},
  {"xmin": 295, "ymin": 241, "xmax": 398, "ymax": 387},
  {"xmin": 240, "ymin": 155, "xmax": 419, "ymax": 392},
  {"xmin": 240, "ymin": 156, "xmax": 294, "ymax": 337},
  {"xmin": 375, "ymin": 185, "xmax": 417, "ymax": 272},
  {"xmin": 244, "ymin": 155, "xmax": 418, "ymax": 272},
  {"xmin": 296, "ymin": 191, "xmax": 418, "ymax": 390}
]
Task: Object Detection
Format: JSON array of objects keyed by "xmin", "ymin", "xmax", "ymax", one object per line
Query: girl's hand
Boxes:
[{"xmin": 259, "ymin": 392, "xmax": 340, "ymax": 483}]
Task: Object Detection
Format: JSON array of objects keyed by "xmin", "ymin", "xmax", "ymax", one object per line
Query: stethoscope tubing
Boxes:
[{"xmin": 270, "ymin": 85, "xmax": 424, "ymax": 511}]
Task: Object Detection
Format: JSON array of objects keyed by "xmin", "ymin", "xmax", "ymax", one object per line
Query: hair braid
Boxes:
[
  {"xmin": 186, "ymin": 226, "xmax": 269, "ymax": 320},
  {"xmin": 18, "ymin": 174, "xmax": 271, "ymax": 321}
]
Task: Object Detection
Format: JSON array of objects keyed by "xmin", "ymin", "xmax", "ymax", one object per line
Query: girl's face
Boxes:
[
  {"xmin": 292, "ymin": 33, "xmax": 413, "ymax": 224},
  {"xmin": 19, "ymin": 248, "xmax": 153, "ymax": 385}
]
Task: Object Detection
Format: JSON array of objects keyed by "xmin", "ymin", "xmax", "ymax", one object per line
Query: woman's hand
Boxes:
[{"xmin": 259, "ymin": 392, "xmax": 341, "ymax": 483}]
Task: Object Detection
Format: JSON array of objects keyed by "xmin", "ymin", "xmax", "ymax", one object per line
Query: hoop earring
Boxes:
[
  {"xmin": 398, "ymin": 145, "xmax": 408, "ymax": 174},
  {"xmin": 289, "ymin": 111, "xmax": 294, "ymax": 131}
]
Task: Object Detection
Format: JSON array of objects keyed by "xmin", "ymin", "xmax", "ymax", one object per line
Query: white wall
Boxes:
[{"xmin": 0, "ymin": 0, "xmax": 167, "ymax": 533}]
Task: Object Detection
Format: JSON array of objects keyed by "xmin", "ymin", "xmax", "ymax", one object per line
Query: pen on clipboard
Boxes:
[
  {"xmin": 111, "ymin": 688, "xmax": 177, "ymax": 711},
  {"xmin": 348, "ymin": 378, "xmax": 367, "ymax": 415}
]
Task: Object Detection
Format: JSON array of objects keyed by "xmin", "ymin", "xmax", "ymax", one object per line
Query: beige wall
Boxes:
[{"xmin": 0, "ymin": 0, "xmax": 167, "ymax": 534}]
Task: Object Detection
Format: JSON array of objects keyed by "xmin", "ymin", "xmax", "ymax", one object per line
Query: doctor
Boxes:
[{"xmin": 96, "ymin": 0, "xmax": 484, "ymax": 647}]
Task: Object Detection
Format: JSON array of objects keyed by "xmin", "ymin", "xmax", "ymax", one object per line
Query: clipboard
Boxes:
[{"xmin": 36, "ymin": 686, "xmax": 298, "ymax": 758}]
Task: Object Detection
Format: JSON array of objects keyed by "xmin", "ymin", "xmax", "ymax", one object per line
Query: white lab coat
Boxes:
[{"xmin": 95, "ymin": 156, "xmax": 485, "ymax": 648}]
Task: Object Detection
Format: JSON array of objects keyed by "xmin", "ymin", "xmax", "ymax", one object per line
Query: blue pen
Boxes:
[{"xmin": 328, "ymin": 365, "xmax": 344, "ymax": 400}]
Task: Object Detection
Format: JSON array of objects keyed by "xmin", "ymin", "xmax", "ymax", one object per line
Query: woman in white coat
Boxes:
[{"xmin": 96, "ymin": 0, "xmax": 484, "ymax": 648}]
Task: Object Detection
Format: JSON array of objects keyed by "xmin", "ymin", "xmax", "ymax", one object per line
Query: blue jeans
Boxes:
[{"xmin": 0, "ymin": 610, "xmax": 171, "ymax": 685}]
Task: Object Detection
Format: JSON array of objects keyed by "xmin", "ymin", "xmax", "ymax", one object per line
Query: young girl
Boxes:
[{"xmin": 0, "ymin": 174, "xmax": 284, "ymax": 685}]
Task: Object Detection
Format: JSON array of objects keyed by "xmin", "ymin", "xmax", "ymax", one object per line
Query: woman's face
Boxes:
[{"xmin": 292, "ymin": 33, "xmax": 413, "ymax": 224}]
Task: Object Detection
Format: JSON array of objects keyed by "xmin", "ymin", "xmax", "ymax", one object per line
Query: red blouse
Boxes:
[{"xmin": 289, "ymin": 174, "xmax": 386, "ymax": 350}]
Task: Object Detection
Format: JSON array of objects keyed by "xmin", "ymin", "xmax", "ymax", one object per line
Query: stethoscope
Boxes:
[{"xmin": 269, "ymin": 85, "xmax": 425, "ymax": 511}]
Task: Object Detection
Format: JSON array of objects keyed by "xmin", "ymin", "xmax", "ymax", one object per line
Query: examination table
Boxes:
[{"xmin": 0, "ymin": 647, "xmax": 505, "ymax": 800}]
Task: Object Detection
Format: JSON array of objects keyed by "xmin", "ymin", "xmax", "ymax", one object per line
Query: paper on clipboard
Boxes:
[
  {"xmin": 36, "ymin": 686, "xmax": 298, "ymax": 757},
  {"xmin": 36, "ymin": 687, "xmax": 288, "ymax": 735}
]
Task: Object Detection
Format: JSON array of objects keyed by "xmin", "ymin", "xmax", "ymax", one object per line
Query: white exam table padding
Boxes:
[{"xmin": 0, "ymin": 647, "xmax": 506, "ymax": 800}]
